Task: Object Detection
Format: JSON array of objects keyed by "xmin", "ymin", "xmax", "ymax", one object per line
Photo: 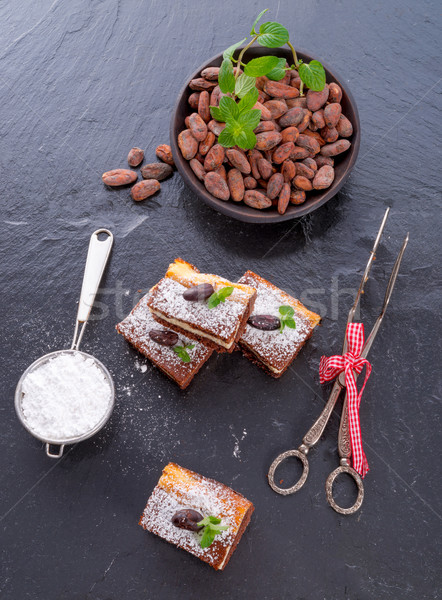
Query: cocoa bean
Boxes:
[
  {"xmin": 199, "ymin": 131, "xmax": 215, "ymax": 156},
  {"xmin": 302, "ymin": 129, "xmax": 326, "ymax": 147},
  {"xmin": 204, "ymin": 171, "xmax": 230, "ymax": 201},
  {"xmin": 295, "ymin": 162, "xmax": 315, "ymax": 179},
  {"xmin": 189, "ymin": 78, "xmax": 217, "ymax": 91},
  {"xmin": 204, "ymin": 144, "xmax": 225, "ymax": 171},
  {"xmin": 201, "ymin": 66, "xmax": 220, "ymax": 80},
  {"xmin": 227, "ymin": 168, "xmax": 245, "ymax": 202},
  {"xmin": 156, "ymin": 144, "xmax": 175, "ymax": 166},
  {"xmin": 278, "ymin": 107, "xmax": 304, "ymax": 128},
  {"xmin": 273, "ymin": 141, "xmax": 295, "ymax": 164},
  {"xmin": 188, "ymin": 112, "xmax": 208, "ymax": 142},
  {"xmin": 286, "ymin": 97, "xmax": 307, "ymax": 109},
  {"xmin": 102, "ymin": 169, "xmax": 137, "ymax": 187},
  {"xmin": 183, "ymin": 283, "xmax": 214, "ymax": 301},
  {"xmin": 178, "ymin": 130, "xmax": 198, "ymax": 160},
  {"xmin": 302, "ymin": 157, "xmax": 318, "ymax": 172},
  {"xmin": 255, "ymin": 76, "xmax": 269, "ymax": 91},
  {"xmin": 244, "ymin": 176, "xmax": 257, "ymax": 189},
  {"xmin": 226, "ymin": 148, "xmax": 251, "ymax": 174},
  {"xmin": 130, "ymin": 179, "xmax": 160, "ymax": 201},
  {"xmin": 262, "ymin": 99, "xmax": 288, "ymax": 119},
  {"xmin": 264, "ymin": 80, "xmax": 300, "ymax": 99},
  {"xmin": 278, "ymin": 183, "xmax": 291, "ymax": 214},
  {"xmin": 248, "ymin": 149, "xmax": 263, "ymax": 180},
  {"xmin": 320, "ymin": 126, "xmax": 339, "ymax": 143},
  {"xmin": 336, "ymin": 114, "xmax": 353, "ymax": 138},
  {"xmin": 290, "ymin": 77, "xmax": 301, "ymax": 90},
  {"xmin": 313, "ymin": 165, "xmax": 335, "ymax": 189},
  {"xmin": 320, "ymin": 139, "xmax": 351, "ymax": 156},
  {"xmin": 328, "ymin": 82, "xmax": 342, "ymax": 104},
  {"xmin": 149, "ymin": 329, "xmax": 179, "ymax": 346},
  {"xmin": 244, "ymin": 190, "xmax": 272, "ymax": 209},
  {"xmin": 315, "ymin": 155, "xmax": 334, "ymax": 168},
  {"xmin": 127, "ymin": 147, "xmax": 144, "ymax": 167},
  {"xmin": 214, "ymin": 165, "xmax": 227, "ymax": 181},
  {"xmin": 248, "ymin": 315, "xmax": 281, "ymax": 330},
  {"xmin": 306, "ymin": 84, "xmax": 329, "ymax": 111},
  {"xmin": 257, "ymin": 179, "xmax": 268, "ymax": 190},
  {"xmin": 290, "ymin": 146, "xmax": 310, "ymax": 160},
  {"xmin": 297, "ymin": 133, "xmax": 320, "ymax": 155},
  {"xmin": 141, "ymin": 163, "xmax": 173, "ymax": 181},
  {"xmin": 254, "ymin": 102, "xmax": 272, "ymax": 121},
  {"xmin": 281, "ymin": 159, "xmax": 296, "ymax": 182},
  {"xmin": 267, "ymin": 172, "xmax": 284, "ymax": 200},
  {"xmin": 311, "ymin": 109, "xmax": 325, "ymax": 130},
  {"xmin": 290, "ymin": 190, "xmax": 306, "ymax": 205},
  {"xmin": 257, "ymin": 157, "xmax": 273, "ymax": 180},
  {"xmin": 210, "ymin": 86, "xmax": 221, "ymax": 107},
  {"xmin": 297, "ymin": 110, "xmax": 312, "ymax": 133},
  {"xmin": 254, "ymin": 121, "xmax": 276, "ymax": 134},
  {"xmin": 293, "ymin": 175, "xmax": 313, "ymax": 191},
  {"xmin": 280, "ymin": 126, "xmax": 299, "ymax": 144},
  {"xmin": 198, "ymin": 91, "xmax": 210, "ymax": 123},
  {"xmin": 189, "ymin": 158, "xmax": 206, "ymax": 181},
  {"xmin": 324, "ymin": 103, "xmax": 342, "ymax": 128},
  {"xmin": 208, "ymin": 120, "xmax": 226, "ymax": 136},
  {"xmin": 258, "ymin": 90, "xmax": 271, "ymax": 103},
  {"xmin": 188, "ymin": 92, "xmax": 200, "ymax": 109},
  {"xmin": 255, "ymin": 131, "xmax": 282, "ymax": 151}
]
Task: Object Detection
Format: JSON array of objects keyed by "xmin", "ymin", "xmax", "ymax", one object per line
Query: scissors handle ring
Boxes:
[
  {"xmin": 325, "ymin": 465, "xmax": 364, "ymax": 514},
  {"xmin": 267, "ymin": 449, "xmax": 309, "ymax": 495}
]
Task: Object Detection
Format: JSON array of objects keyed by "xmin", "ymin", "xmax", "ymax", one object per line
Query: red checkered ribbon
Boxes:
[{"xmin": 319, "ymin": 323, "xmax": 372, "ymax": 477}]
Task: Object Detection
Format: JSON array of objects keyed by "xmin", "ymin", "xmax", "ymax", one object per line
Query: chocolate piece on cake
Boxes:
[
  {"xmin": 139, "ymin": 462, "xmax": 254, "ymax": 571},
  {"xmin": 238, "ymin": 271, "xmax": 321, "ymax": 377},
  {"xmin": 146, "ymin": 258, "xmax": 257, "ymax": 353},
  {"xmin": 116, "ymin": 293, "xmax": 213, "ymax": 389}
]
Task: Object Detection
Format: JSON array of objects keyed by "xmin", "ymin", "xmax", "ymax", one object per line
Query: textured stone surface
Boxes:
[{"xmin": 0, "ymin": 1, "xmax": 441, "ymax": 598}]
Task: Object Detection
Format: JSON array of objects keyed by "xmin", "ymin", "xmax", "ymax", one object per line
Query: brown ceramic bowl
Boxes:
[{"xmin": 170, "ymin": 46, "xmax": 360, "ymax": 224}]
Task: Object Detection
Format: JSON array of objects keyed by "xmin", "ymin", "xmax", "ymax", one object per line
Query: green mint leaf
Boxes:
[
  {"xmin": 172, "ymin": 343, "xmax": 194, "ymax": 363},
  {"xmin": 200, "ymin": 527, "xmax": 216, "ymax": 549},
  {"xmin": 266, "ymin": 57, "xmax": 287, "ymax": 81},
  {"xmin": 237, "ymin": 87, "xmax": 259, "ymax": 113},
  {"xmin": 258, "ymin": 22, "xmax": 289, "ymax": 48},
  {"xmin": 218, "ymin": 58, "xmax": 236, "ymax": 94},
  {"xmin": 298, "ymin": 60, "xmax": 326, "ymax": 91},
  {"xmin": 279, "ymin": 320, "xmax": 286, "ymax": 334},
  {"xmin": 207, "ymin": 292, "xmax": 221, "ymax": 309},
  {"xmin": 218, "ymin": 127, "xmax": 237, "ymax": 148},
  {"xmin": 238, "ymin": 109, "xmax": 261, "ymax": 130},
  {"xmin": 235, "ymin": 73, "xmax": 257, "ymax": 99},
  {"xmin": 279, "ymin": 305, "xmax": 294, "ymax": 317},
  {"xmin": 208, "ymin": 516, "xmax": 221, "ymax": 525},
  {"xmin": 210, "ymin": 106, "xmax": 224, "ymax": 122},
  {"xmin": 217, "ymin": 286, "xmax": 234, "ymax": 301},
  {"xmin": 235, "ymin": 128, "xmax": 256, "ymax": 150},
  {"xmin": 197, "ymin": 516, "xmax": 211, "ymax": 527},
  {"xmin": 250, "ymin": 8, "xmax": 269, "ymax": 34},
  {"xmin": 244, "ymin": 55, "xmax": 280, "ymax": 77},
  {"xmin": 223, "ymin": 38, "xmax": 247, "ymax": 60},
  {"xmin": 285, "ymin": 318, "xmax": 296, "ymax": 329},
  {"xmin": 215, "ymin": 95, "xmax": 239, "ymax": 121}
]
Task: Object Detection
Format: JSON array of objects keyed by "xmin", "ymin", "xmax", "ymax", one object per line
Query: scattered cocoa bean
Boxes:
[
  {"xmin": 131, "ymin": 179, "xmax": 160, "ymax": 201},
  {"xmin": 141, "ymin": 163, "xmax": 173, "ymax": 181},
  {"xmin": 280, "ymin": 126, "xmax": 299, "ymax": 144},
  {"xmin": 189, "ymin": 78, "xmax": 217, "ymax": 91},
  {"xmin": 244, "ymin": 190, "xmax": 272, "ymax": 209},
  {"xmin": 199, "ymin": 131, "xmax": 215, "ymax": 156},
  {"xmin": 201, "ymin": 66, "xmax": 220, "ymax": 80},
  {"xmin": 189, "ymin": 158, "xmax": 206, "ymax": 181},
  {"xmin": 324, "ymin": 103, "xmax": 342, "ymax": 128},
  {"xmin": 127, "ymin": 147, "xmax": 144, "ymax": 167},
  {"xmin": 264, "ymin": 80, "xmax": 300, "ymax": 99},
  {"xmin": 178, "ymin": 130, "xmax": 198, "ymax": 160},
  {"xmin": 255, "ymin": 131, "xmax": 282, "ymax": 151},
  {"xmin": 149, "ymin": 329, "xmax": 179, "ymax": 346},
  {"xmin": 320, "ymin": 139, "xmax": 351, "ymax": 156},
  {"xmin": 281, "ymin": 159, "xmax": 296, "ymax": 182},
  {"xmin": 248, "ymin": 315, "xmax": 281, "ymax": 330},
  {"xmin": 244, "ymin": 176, "xmax": 257, "ymax": 189},
  {"xmin": 172, "ymin": 509, "xmax": 204, "ymax": 531},
  {"xmin": 226, "ymin": 148, "xmax": 251, "ymax": 174},
  {"xmin": 328, "ymin": 82, "xmax": 343, "ymax": 104},
  {"xmin": 183, "ymin": 283, "xmax": 214, "ymax": 301},
  {"xmin": 306, "ymin": 84, "xmax": 329, "ymax": 111},
  {"xmin": 336, "ymin": 114, "xmax": 353, "ymax": 138},
  {"xmin": 273, "ymin": 141, "xmax": 295, "ymax": 164},
  {"xmin": 293, "ymin": 175, "xmax": 313, "ymax": 191},
  {"xmin": 263, "ymin": 100, "xmax": 288, "ymax": 119},
  {"xmin": 286, "ymin": 97, "xmax": 307, "ymax": 109},
  {"xmin": 290, "ymin": 146, "xmax": 310, "ymax": 160},
  {"xmin": 278, "ymin": 107, "xmax": 304, "ymax": 128},
  {"xmin": 313, "ymin": 165, "xmax": 335, "ymax": 189},
  {"xmin": 156, "ymin": 144, "xmax": 174, "ymax": 166},
  {"xmin": 204, "ymin": 144, "xmax": 225, "ymax": 171},
  {"xmin": 320, "ymin": 126, "xmax": 339, "ymax": 143},
  {"xmin": 302, "ymin": 157, "xmax": 318, "ymax": 172},
  {"xmin": 267, "ymin": 172, "xmax": 284, "ymax": 199},
  {"xmin": 290, "ymin": 190, "xmax": 306, "ymax": 205},
  {"xmin": 227, "ymin": 168, "xmax": 245, "ymax": 202},
  {"xmin": 102, "ymin": 169, "xmax": 137, "ymax": 187},
  {"xmin": 297, "ymin": 134, "xmax": 320, "ymax": 155},
  {"xmin": 278, "ymin": 183, "xmax": 291, "ymax": 214},
  {"xmin": 295, "ymin": 162, "xmax": 315, "ymax": 179},
  {"xmin": 204, "ymin": 171, "xmax": 230, "ymax": 201},
  {"xmin": 257, "ymin": 158, "xmax": 273, "ymax": 180}
]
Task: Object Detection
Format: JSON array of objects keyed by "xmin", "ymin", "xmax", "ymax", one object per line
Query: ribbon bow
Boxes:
[{"xmin": 319, "ymin": 323, "xmax": 372, "ymax": 478}]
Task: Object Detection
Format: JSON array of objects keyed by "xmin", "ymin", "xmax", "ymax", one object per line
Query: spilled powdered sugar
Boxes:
[{"xmin": 147, "ymin": 278, "xmax": 250, "ymax": 342}]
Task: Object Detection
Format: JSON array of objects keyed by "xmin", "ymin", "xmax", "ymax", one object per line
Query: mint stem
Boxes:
[
  {"xmin": 234, "ymin": 35, "xmax": 259, "ymax": 85},
  {"xmin": 287, "ymin": 41, "xmax": 299, "ymax": 68}
]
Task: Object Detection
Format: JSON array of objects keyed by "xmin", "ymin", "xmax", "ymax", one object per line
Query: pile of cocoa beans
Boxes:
[
  {"xmin": 178, "ymin": 64, "xmax": 353, "ymax": 214},
  {"xmin": 102, "ymin": 145, "xmax": 175, "ymax": 201}
]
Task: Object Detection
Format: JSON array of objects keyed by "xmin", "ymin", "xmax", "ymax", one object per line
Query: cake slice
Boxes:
[
  {"xmin": 146, "ymin": 258, "xmax": 257, "ymax": 353},
  {"xmin": 139, "ymin": 462, "xmax": 254, "ymax": 571},
  {"xmin": 238, "ymin": 271, "xmax": 321, "ymax": 377},
  {"xmin": 116, "ymin": 293, "xmax": 213, "ymax": 389}
]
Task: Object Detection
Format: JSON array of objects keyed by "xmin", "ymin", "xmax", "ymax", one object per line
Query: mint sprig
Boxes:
[
  {"xmin": 172, "ymin": 343, "xmax": 195, "ymax": 363},
  {"xmin": 207, "ymin": 286, "xmax": 234, "ymax": 309},
  {"xmin": 278, "ymin": 305, "xmax": 296, "ymax": 334},
  {"xmin": 198, "ymin": 516, "xmax": 229, "ymax": 549}
]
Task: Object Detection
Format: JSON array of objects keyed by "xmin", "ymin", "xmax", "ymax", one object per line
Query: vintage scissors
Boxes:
[{"xmin": 268, "ymin": 208, "xmax": 409, "ymax": 514}]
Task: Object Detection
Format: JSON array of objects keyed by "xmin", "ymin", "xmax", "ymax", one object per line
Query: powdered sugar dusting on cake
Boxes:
[
  {"xmin": 147, "ymin": 278, "xmax": 250, "ymax": 343},
  {"xmin": 239, "ymin": 275, "xmax": 315, "ymax": 370}
]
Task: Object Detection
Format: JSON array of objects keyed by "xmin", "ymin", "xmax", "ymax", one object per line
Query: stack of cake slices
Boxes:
[{"xmin": 117, "ymin": 258, "xmax": 321, "ymax": 388}]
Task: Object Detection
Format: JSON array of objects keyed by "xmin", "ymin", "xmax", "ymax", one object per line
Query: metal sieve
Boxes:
[{"xmin": 14, "ymin": 229, "xmax": 115, "ymax": 458}]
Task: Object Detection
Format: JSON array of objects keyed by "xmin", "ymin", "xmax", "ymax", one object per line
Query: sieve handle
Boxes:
[{"xmin": 71, "ymin": 229, "xmax": 113, "ymax": 350}]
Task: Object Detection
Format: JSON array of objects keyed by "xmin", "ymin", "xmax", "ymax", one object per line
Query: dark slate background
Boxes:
[{"xmin": 1, "ymin": 1, "xmax": 441, "ymax": 599}]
